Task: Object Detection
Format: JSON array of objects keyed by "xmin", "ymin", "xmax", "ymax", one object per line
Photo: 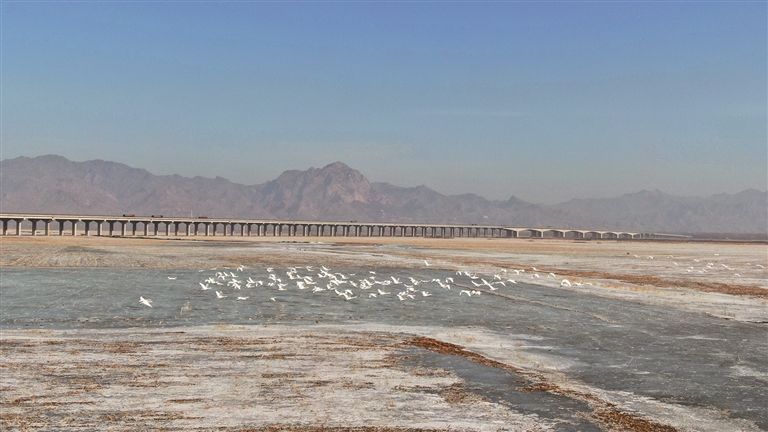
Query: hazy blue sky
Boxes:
[{"xmin": 2, "ymin": 1, "xmax": 765, "ymax": 203}]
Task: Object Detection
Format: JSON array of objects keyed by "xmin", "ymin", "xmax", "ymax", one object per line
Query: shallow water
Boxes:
[{"xmin": 2, "ymin": 265, "xmax": 767, "ymax": 429}]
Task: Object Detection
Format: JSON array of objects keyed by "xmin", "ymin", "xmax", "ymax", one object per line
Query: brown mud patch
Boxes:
[
  {"xmin": 594, "ymin": 409, "xmax": 678, "ymax": 432},
  {"xmin": 439, "ymin": 383, "xmax": 488, "ymax": 405},
  {"xmin": 407, "ymin": 336, "xmax": 678, "ymax": 432}
]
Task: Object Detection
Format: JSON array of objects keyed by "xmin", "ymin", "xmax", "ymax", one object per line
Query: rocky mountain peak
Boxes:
[{"xmin": 1, "ymin": 155, "xmax": 765, "ymax": 234}]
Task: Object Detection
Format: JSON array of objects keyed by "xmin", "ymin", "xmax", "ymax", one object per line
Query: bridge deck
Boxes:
[{"xmin": 0, "ymin": 213, "xmax": 646, "ymax": 239}]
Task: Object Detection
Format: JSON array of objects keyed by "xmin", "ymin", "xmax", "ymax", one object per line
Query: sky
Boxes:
[{"xmin": 1, "ymin": 1, "xmax": 766, "ymax": 203}]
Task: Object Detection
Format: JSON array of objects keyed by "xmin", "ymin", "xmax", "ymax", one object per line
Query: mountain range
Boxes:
[{"xmin": 1, "ymin": 155, "xmax": 765, "ymax": 235}]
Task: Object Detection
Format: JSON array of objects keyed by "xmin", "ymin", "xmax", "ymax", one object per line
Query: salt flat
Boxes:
[{"xmin": 1, "ymin": 236, "xmax": 766, "ymax": 431}]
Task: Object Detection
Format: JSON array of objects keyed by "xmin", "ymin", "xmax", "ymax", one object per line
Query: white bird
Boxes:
[
  {"xmin": 237, "ymin": 265, "xmax": 245, "ymax": 272},
  {"xmin": 473, "ymin": 278, "xmax": 495, "ymax": 289},
  {"xmin": 424, "ymin": 260, "xmax": 430, "ymax": 267},
  {"xmin": 368, "ymin": 293, "xmax": 378, "ymax": 298},
  {"xmin": 560, "ymin": 279, "xmax": 572, "ymax": 287},
  {"xmin": 236, "ymin": 296, "xmax": 249, "ymax": 301},
  {"xmin": 215, "ymin": 291, "xmax": 226, "ymax": 299},
  {"xmin": 270, "ymin": 297, "xmax": 276, "ymax": 302},
  {"xmin": 377, "ymin": 288, "xmax": 390, "ymax": 295},
  {"xmin": 139, "ymin": 296, "xmax": 153, "ymax": 308},
  {"xmin": 199, "ymin": 282, "xmax": 211, "ymax": 290},
  {"xmin": 548, "ymin": 272, "xmax": 557, "ymax": 279},
  {"xmin": 459, "ymin": 290, "xmax": 472, "ymax": 297},
  {"xmin": 391, "ymin": 276, "xmax": 401, "ymax": 284},
  {"xmin": 421, "ymin": 291, "xmax": 432, "ymax": 297},
  {"xmin": 266, "ymin": 267, "xmax": 274, "ymax": 272},
  {"xmin": 167, "ymin": 276, "xmax": 177, "ymax": 280},
  {"xmin": 506, "ymin": 279, "xmax": 518, "ymax": 284}
]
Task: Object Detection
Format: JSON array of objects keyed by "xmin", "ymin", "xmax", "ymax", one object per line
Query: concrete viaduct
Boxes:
[{"xmin": 0, "ymin": 213, "xmax": 649, "ymax": 240}]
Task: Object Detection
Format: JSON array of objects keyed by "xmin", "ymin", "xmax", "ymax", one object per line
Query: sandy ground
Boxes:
[{"xmin": 1, "ymin": 235, "xmax": 767, "ymax": 431}]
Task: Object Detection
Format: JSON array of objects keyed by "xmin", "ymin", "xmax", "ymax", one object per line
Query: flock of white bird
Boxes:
[
  {"xmin": 138, "ymin": 252, "xmax": 764, "ymax": 308},
  {"xmin": 138, "ymin": 262, "xmax": 581, "ymax": 308},
  {"xmin": 630, "ymin": 252, "xmax": 763, "ymax": 279}
]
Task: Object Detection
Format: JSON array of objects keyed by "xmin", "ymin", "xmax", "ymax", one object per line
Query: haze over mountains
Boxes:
[{"xmin": 1, "ymin": 155, "xmax": 765, "ymax": 235}]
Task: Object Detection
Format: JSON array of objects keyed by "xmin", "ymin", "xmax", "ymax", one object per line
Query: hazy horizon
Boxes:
[
  {"xmin": 2, "ymin": 2, "xmax": 766, "ymax": 203},
  {"xmin": 4, "ymin": 153, "xmax": 766, "ymax": 206}
]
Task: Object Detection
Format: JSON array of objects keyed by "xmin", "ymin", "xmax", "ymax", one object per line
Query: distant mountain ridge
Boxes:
[{"xmin": 1, "ymin": 155, "xmax": 765, "ymax": 234}]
